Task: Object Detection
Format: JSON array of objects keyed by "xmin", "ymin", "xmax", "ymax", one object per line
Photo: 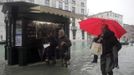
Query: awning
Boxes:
[
  {"xmin": 30, "ymin": 6, "xmax": 85, "ymax": 19},
  {"xmin": 2, "ymin": 2, "xmax": 85, "ymax": 19}
]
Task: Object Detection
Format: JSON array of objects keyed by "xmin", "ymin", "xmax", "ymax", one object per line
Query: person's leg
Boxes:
[
  {"xmin": 52, "ymin": 48, "xmax": 56, "ymax": 64},
  {"xmin": 115, "ymin": 51, "xmax": 119, "ymax": 68},
  {"xmin": 101, "ymin": 56, "xmax": 107, "ymax": 75},
  {"xmin": 108, "ymin": 70, "xmax": 113, "ymax": 75},
  {"xmin": 48, "ymin": 47, "xmax": 54, "ymax": 60},
  {"xmin": 113, "ymin": 47, "xmax": 119, "ymax": 68},
  {"xmin": 92, "ymin": 55, "xmax": 98, "ymax": 63},
  {"xmin": 45, "ymin": 47, "xmax": 50, "ymax": 64},
  {"xmin": 115, "ymin": 57, "xmax": 119, "ymax": 68},
  {"xmin": 106, "ymin": 54, "xmax": 114, "ymax": 75}
]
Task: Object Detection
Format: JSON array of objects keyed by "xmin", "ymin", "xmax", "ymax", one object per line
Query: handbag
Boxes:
[{"xmin": 90, "ymin": 42, "xmax": 102, "ymax": 55}]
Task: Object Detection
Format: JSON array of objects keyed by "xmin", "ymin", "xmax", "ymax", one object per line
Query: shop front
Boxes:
[{"xmin": 2, "ymin": 2, "xmax": 84, "ymax": 66}]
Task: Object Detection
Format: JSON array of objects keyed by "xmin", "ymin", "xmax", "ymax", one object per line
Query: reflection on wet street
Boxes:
[
  {"xmin": 0, "ymin": 41, "xmax": 93, "ymax": 75},
  {"xmin": 1, "ymin": 41, "xmax": 134, "ymax": 75}
]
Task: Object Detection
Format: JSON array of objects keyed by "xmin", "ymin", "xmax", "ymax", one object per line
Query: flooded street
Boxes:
[{"xmin": 0, "ymin": 41, "xmax": 134, "ymax": 75}]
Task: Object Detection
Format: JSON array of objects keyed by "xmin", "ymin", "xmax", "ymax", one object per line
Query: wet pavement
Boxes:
[
  {"xmin": 0, "ymin": 41, "xmax": 134, "ymax": 75},
  {"xmin": 0, "ymin": 45, "xmax": 5, "ymax": 75}
]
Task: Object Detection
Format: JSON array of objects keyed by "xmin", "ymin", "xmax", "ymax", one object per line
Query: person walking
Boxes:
[
  {"xmin": 100, "ymin": 25, "xmax": 119, "ymax": 75},
  {"xmin": 79, "ymin": 17, "xmax": 125, "ymax": 75},
  {"xmin": 91, "ymin": 37, "xmax": 99, "ymax": 63},
  {"xmin": 90, "ymin": 35, "xmax": 102, "ymax": 63}
]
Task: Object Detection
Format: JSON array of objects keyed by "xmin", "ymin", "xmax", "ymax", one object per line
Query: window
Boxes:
[
  {"xmin": 6, "ymin": 0, "xmax": 14, "ymax": 2},
  {"xmin": 112, "ymin": 14, "xmax": 115, "ymax": 17},
  {"xmin": 118, "ymin": 16, "xmax": 121, "ymax": 19},
  {"xmin": 0, "ymin": 35, "xmax": 3, "ymax": 41},
  {"xmin": 107, "ymin": 13, "xmax": 109, "ymax": 16},
  {"xmin": 72, "ymin": 18, "xmax": 75, "ymax": 26},
  {"xmin": 52, "ymin": 2, "xmax": 56, "ymax": 7},
  {"xmin": 72, "ymin": 7, "xmax": 75, "ymax": 13},
  {"xmin": 115, "ymin": 14, "xmax": 118, "ymax": 18},
  {"xmin": 72, "ymin": 0, "xmax": 76, "ymax": 4},
  {"xmin": 28, "ymin": 0, "xmax": 34, "ymax": 3},
  {"xmin": 109, "ymin": 13, "xmax": 111, "ymax": 16},
  {"xmin": 81, "ymin": 9, "xmax": 84, "ymax": 14},
  {"xmin": 81, "ymin": 2, "xmax": 85, "ymax": 7},
  {"xmin": 64, "ymin": 0, "xmax": 68, "ymax": 4},
  {"xmin": 65, "ymin": 6, "xmax": 69, "ymax": 10},
  {"xmin": 45, "ymin": 0, "xmax": 50, "ymax": 6},
  {"xmin": 72, "ymin": 30, "xmax": 76, "ymax": 40},
  {"xmin": 59, "ymin": 1, "xmax": 63, "ymax": 9},
  {"xmin": 82, "ymin": 30, "xmax": 85, "ymax": 40},
  {"xmin": 64, "ymin": 3, "xmax": 69, "ymax": 10}
]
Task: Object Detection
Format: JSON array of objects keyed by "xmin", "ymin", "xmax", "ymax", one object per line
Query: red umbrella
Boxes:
[{"xmin": 79, "ymin": 18, "xmax": 126, "ymax": 39}]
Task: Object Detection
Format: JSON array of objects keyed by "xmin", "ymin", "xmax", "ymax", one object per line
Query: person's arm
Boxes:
[
  {"xmin": 90, "ymin": 37, "xmax": 99, "ymax": 48},
  {"xmin": 61, "ymin": 37, "xmax": 72, "ymax": 48},
  {"xmin": 113, "ymin": 36, "xmax": 122, "ymax": 51}
]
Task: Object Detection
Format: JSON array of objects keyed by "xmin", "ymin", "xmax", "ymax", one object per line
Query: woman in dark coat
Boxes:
[
  {"xmin": 91, "ymin": 37, "xmax": 100, "ymax": 63},
  {"xmin": 57, "ymin": 29, "xmax": 72, "ymax": 66},
  {"xmin": 100, "ymin": 25, "xmax": 119, "ymax": 75},
  {"xmin": 45, "ymin": 32, "xmax": 58, "ymax": 64}
]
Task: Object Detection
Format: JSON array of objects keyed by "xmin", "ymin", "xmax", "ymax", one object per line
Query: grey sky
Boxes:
[{"xmin": 87, "ymin": 0, "xmax": 134, "ymax": 25}]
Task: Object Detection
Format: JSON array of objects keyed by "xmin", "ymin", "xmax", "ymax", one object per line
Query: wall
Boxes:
[{"xmin": 0, "ymin": 4, "xmax": 6, "ymax": 41}]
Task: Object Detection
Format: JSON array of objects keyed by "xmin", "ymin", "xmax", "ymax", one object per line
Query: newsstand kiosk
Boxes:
[{"xmin": 2, "ymin": 2, "xmax": 84, "ymax": 66}]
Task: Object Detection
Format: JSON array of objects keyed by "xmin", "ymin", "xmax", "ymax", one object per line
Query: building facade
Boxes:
[
  {"xmin": 0, "ymin": 2, "xmax": 6, "ymax": 41},
  {"xmin": 0, "ymin": 0, "xmax": 88, "ymax": 41},
  {"xmin": 122, "ymin": 24, "xmax": 134, "ymax": 42},
  {"xmin": 90, "ymin": 11, "xmax": 123, "ymax": 26}
]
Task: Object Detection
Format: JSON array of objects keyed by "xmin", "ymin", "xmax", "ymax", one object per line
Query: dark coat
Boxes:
[
  {"xmin": 49, "ymin": 36, "xmax": 58, "ymax": 47},
  {"xmin": 46, "ymin": 36, "xmax": 58, "ymax": 60},
  {"xmin": 100, "ymin": 29, "xmax": 119, "ymax": 73},
  {"xmin": 58, "ymin": 36, "xmax": 72, "ymax": 50},
  {"xmin": 101, "ymin": 29, "xmax": 118, "ymax": 55},
  {"xmin": 57, "ymin": 36, "xmax": 72, "ymax": 60}
]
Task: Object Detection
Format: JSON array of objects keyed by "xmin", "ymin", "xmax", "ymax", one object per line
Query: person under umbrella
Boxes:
[
  {"xmin": 79, "ymin": 17, "xmax": 126, "ymax": 75},
  {"xmin": 99, "ymin": 25, "xmax": 120, "ymax": 75},
  {"xmin": 90, "ymin": 36, "xmax": 100, "ymax": 63}
]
